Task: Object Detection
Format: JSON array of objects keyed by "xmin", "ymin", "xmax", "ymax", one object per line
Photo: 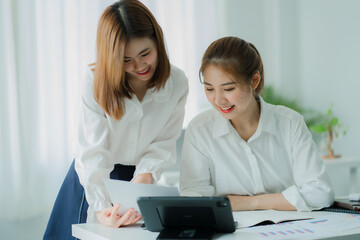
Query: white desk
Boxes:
[
  {"xmin": 323, "ymin": 157, "xmax": 360, "ymax": 193},
  {"xmin": 73, "ymin": 211, "xmax": 360, "ymax": 240}
]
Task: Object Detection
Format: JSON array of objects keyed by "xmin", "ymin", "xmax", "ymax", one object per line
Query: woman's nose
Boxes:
[
  {"xmin": 133, "ymin": 60, "xmax": 144, "ymax": 71},
  {"xmin": 214, "ymin": 92, "xmax": 226, "ymax": 105}
]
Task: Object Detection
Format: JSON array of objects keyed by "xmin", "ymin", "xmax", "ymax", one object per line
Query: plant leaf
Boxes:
[
  {"xmin": 310, "ymin": 125, "xmax": 327, "ymax": 133},
  {"xmin": 329, "ymin": 117, "xmax": 338, "ymax": 126}
]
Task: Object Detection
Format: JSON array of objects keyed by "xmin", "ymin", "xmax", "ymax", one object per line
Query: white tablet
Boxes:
[{"xmin": 104, "ymin": 179, "xmax": 180, "ymax": 214}]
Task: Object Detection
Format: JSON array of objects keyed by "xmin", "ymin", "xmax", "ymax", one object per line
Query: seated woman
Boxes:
[{"xmin": 179, "ymin": 36, "xmax": 334, "ymax": 211}]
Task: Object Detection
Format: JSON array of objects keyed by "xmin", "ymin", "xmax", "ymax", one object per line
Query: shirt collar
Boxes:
[
  {"xmin": 124, "ymin": 73, "xmax": 173, "ymax": 108},
  {"xmin": 212, "ymin": 110, "xmax": 232, "ymax": 139},
  {"xmin": 142, "ymin": 74, "xmax": 173, "ymax": 104},
  {"xmin": 258, "ymin": 96, "xmax": 277, "ymax": 136},
  {"xmin": 212, "ymin": 96, "xmax": 277, "ymax": 139}
]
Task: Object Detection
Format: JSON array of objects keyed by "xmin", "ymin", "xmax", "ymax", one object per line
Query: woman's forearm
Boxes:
[{"xmin": 227, "ymin": 193, "xmax": 296, "ymax": 211}]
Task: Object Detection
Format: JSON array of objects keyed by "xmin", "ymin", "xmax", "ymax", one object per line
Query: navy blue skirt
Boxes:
[{"xmin": 43, "ymin": 160, "xmax": 135, "ymax": 240}]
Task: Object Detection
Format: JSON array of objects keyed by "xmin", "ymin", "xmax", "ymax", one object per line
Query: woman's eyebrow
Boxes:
[
  {"xmin": 124, "ymin": 47, "xmax": 151, "ymax": 59},
  {"xmin": 204, "ymin": 82, "xmax": 236, "ymax": 86},
  {"xmin": 137, "ymin": 47, "xmax": 150, "ymax": 56}
]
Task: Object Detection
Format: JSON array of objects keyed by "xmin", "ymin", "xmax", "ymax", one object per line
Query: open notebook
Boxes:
[{"xmin": 233, "ymin": 209, "xmax": 313, "ymax": 228}]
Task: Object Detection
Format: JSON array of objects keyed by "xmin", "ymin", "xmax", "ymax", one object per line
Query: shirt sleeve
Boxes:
[
  {"xmin": 133, "ymin": 74, "xmax": 189, "ymax": 181},
  {"xmin": 74, "ymin": 68, "xmax": 114, "ymax": 214},
  {"xmin": 179, "ymin": 125, "xmax": 215, "ymax": 196},
  {"xmin": 282, "ymin": 116, "xmax": 334, "ymax": 211}
]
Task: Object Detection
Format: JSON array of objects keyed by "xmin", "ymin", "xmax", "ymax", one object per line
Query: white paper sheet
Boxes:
[
  {"xmin": 238, "ymin": 213, "xmax": 360, "ymax": 240},
  {"xmin": 104, "ymin": 179, "xmax": 180, "ymax": 214}
]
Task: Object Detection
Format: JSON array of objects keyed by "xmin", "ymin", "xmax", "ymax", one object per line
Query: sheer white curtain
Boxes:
[
  {"xmin": 0, "ymin": 0, "xmax": 115, "ymax": 220},
  {"xmin": 0, "ymin": 0, "xmax": 222, "ymax": 220}
]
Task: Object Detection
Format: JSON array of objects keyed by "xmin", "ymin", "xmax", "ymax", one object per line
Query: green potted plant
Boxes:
[{"xmin": 309, "ymin": 104, "xmax": 347, "ymax": 159}]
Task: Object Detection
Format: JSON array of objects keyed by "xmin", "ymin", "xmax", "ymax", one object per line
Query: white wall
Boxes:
[
  {"xmin": 298, "ymin": 0, "xmax": 360, "ymax": 196},
  {"xmin": 298, "ymin": 0, "xmax": 360, "ymax": 158}
]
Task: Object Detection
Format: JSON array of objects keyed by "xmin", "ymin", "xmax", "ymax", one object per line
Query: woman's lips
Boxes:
[
  {"xmin": 219, "ymin": 105, "xmax": 235, "ymax": 113},
  {"xmin": 137, "ymin": 67, "xmax": 150, "ymax": 76}
]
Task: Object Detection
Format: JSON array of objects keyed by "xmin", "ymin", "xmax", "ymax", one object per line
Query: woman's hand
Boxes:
[
  {"xmin": 132, "ymin": 173, "xmax": 153, "ymax": 184},
  {"xmin": 96, "ymin": 173, "xmax": 152, "ymax": 227},
  {"xmin": 96, "ymin": 203, "xmax": 142, "ymax": 228}
]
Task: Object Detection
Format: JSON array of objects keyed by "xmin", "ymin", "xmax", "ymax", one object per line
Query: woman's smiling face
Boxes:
[
  {"xmin": 123, "ymin": 37, "xmax": 158, "ymax": 83},
  {"xmin": 203, "ymin": 65, "xmax": 255, "ymax": 120}
]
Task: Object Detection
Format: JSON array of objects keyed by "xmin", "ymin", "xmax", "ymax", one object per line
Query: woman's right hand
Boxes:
[{"xmin": 95, "ymin": 203, "xmax": 142, "ymax": 228}]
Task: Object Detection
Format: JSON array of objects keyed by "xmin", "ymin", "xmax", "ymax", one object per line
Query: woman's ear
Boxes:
[{"xmin": 252, "ymin": 71, "xmax": 261, "ymax": 90}]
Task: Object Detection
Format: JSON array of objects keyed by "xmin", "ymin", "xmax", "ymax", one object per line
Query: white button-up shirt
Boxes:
[
  {"xmin": 180, "ymin": 98, "xmax": 334, "ymax": 211},
  {"xmin": 75, "ymin": 65, "xmax": 188, "ymax": 221}
]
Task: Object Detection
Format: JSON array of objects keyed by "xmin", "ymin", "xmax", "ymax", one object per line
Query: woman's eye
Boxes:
[
  {"xmin": 224, "ymin": 88, "xmax": 235, "ymax": 92},
  {"xmin": 206, "ymin": 88, "xmax": 214, "ymax": 92},
  {"xmin": 124, "ymin": 59, "xmax": 131, "ymax": 63},
  {"xmin": 141, "ymin": 51, "xmax": 151, "ymax": 57}
]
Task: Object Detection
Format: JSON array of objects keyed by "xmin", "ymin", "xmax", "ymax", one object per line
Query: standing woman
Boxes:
[
  {"xmin": 44, "ymin": 0, "xmax": 188, "ymax": 238},
  {"xmin": 180, "ymin": 36, "xmax": 333, "ymax": 212}
]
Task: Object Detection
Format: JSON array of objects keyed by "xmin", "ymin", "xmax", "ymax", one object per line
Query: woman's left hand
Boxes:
[{"xmin": 132, "ymin": 173, "xmax": 153, "ymax": 184}]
